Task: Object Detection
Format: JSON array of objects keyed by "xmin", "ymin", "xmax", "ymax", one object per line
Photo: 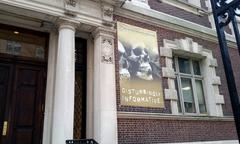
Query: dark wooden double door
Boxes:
[{"xmin": 0, "ymin": 60, "xmax": 46, "ymax": 144}]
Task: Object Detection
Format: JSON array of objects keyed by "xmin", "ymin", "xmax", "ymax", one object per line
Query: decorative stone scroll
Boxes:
[
  {"xmin": 64, "ymin": 0, "xmax": 78, "ymax": 17},
  {"xmin": 102, "ymin": 4, "xmax": 114, "ymax": 27},
  {"xmin": 66, "ymin": 0, "xmax": 77, "ymax": 7},
  {"xmin": 101, "ymin": 37, "xmax": 114, "ymax": 63},
  {"xmin": 92, "ymin": 27, "xmax": 116, "ymax": 64}
]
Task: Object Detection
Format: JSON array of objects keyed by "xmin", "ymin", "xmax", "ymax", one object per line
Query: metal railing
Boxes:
[
  {"xmin": 66, "ymin": 139, "xmax": 98, "ymax": 144},
  {"xmin": 210, "ymin": 0, "xmax": 240, "ymax": 141}
]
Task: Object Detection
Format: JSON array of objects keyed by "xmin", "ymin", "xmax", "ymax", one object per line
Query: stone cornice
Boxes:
[{"xmin": 0, "ymin": 0, "xmax": 104, "ymax": 28}]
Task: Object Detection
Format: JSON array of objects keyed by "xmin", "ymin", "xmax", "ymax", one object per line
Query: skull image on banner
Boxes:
[{"xmin": 117, "ymin": 22, "xmax": 164, "ymax": 108}]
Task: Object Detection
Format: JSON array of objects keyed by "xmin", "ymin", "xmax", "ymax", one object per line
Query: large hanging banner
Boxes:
[{"xmin": 117, "ymin": 22, "xmax": 164, "ymax": 108}]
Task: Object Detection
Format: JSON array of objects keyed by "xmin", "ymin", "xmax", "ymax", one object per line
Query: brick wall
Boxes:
[
  {"xmin": 114, "ymin": 15, "xmax": 239, "ymax": 143},
  {"xmin": 118, "ymin": 118, "xmax": 237, "ymax": 144},
  {"xmin": 114, "ymin": 15, "xmax": 240, "ymax": 116},
  {"xmin": 115, "ymin": 15, "xmax": 171, "ymax": 114},
  {"xmin": 148, "ymin": 0, "xmax": 211, "ymax": 28}
]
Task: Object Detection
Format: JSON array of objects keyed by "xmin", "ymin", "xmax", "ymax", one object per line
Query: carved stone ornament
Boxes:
[
  {"xmin": 66, "ymin": 0, "xmax": 77, "ymax": 7},
  {"xmin": 101, "ymin": 37, "xmax": 114, "ymax": 64},
  {"xmin": 64, "ymin": 0, "xmax": 78, "ymax": 17},
  {"xmin": 102, "ymin": 4, "xmax": 114, "ymax": 27}
]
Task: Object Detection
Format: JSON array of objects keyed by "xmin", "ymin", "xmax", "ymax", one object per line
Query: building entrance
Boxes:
[
  {"xmin": 74, "ymin": 37, "xmax": 87, "ymax": 139},
  {"xmin": 0, "ymin": 24, "xmax": 48, "ymax": 144},
  {"xmin": 0, "ymin": 62, "xmax": 46, "ymax": 144}
]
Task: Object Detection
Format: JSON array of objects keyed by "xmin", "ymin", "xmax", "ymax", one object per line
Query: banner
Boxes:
[{"xmin": 117, "ymin": 22, "xmax": 164, "ymax": 108}]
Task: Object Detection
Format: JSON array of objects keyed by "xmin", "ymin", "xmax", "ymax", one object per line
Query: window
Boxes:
[
  {"xmin": 161, "ymin": 38, "xmax": 224, "ymax": 116},
  {"xmin": 174, "ymin": 57, "xmax": 207, "ymax": 115},
  {"xmin": 178, "ymin": 0, "xmax": 201, "ymax": 8},
  {"xmin": 0, "ymin": 27, "xmax": 47, "ymax": 60}
]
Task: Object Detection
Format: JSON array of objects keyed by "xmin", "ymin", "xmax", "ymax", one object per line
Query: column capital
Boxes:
[
  {"xmin": 92, "ymin": 26, "xmax": 116, "ymax": 39},
  {"xmin": 56, "ymin": 17, "xmax": 80, "ymax": 31}
]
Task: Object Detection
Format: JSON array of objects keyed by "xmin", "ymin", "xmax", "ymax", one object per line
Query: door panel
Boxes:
[
  {"xmin": 0, "ymin": 64, "xmax": 11, "ymax": 142},
  {"xmin": 15, "ymin": 68, "xmax": 38, "ymax": 126},
  {"xmin": 15, "ymin": 86, "xmax": 36, "ymax": 126},
  {"xmin": 74, "ymin": 71, "xmax": 83, "ymax": 139},
  {"xmin": 74, "ymin": 38, "xmax": 87, "ymax": 139},
  {"xmin": 15, "ymin": 129, "xmax": 33, "ymax": 144},
  {"xmin": 11, "ymin": 65, "xmax": 44, "ymax": 144},
  {"xmin": 0, "ymin": 24, "xmax": 48, "ymax": 144},
  {"xmin": 0, "ymin": 63, "xmax": 46, "ymax": 144}
]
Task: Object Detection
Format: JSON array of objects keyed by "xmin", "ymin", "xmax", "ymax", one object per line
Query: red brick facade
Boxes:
[
  {"xmin": 118, "ymin": 118, "xmax": 237, "ymax": 144},
  {"xmin": 148, "ymin": 0, "xmax": 233, "ymax": 38},
  {"xmin": 114, "ymin": 13, "xmax": 239, "ymax": 143},
  {"xmin": 148, "ymin": 0, "xmax": 211, "ymax": 28}
]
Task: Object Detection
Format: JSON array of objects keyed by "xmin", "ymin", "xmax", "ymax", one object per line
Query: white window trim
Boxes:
[
  {"xmin": 228, "ymin": 17, "xmax": 240, "ymax": 37},
  {"xmin": 126, "ymin": 0, "xmax": 150, "ymax": 9},
  {"xmin": 185, "ymin": 0, "xmax": 201, "ymax": 8},
  {"xmin": 160, "ymin": 37, "xmax": 224, "ymax": 117},
  {"xmin": 174, "ymin": 56, "xmax": 207, "ymax": 115}
]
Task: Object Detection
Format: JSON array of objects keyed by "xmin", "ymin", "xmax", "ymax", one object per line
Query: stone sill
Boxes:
[{"xmin": 117, "ymin": 111, "xmax": 235, "ymax": 121}]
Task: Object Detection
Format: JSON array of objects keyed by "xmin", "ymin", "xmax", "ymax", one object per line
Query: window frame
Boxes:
[
  {"xmin": 177, "ymin": 0, "xmax": 201, "ymax": 8},
  {"xmin": 161, "ymin": 37, "xmax": 224, "ymax": 116},
  {"xmin": 174, "ymin": 56, "xmax": 207, "ymax": 116}
]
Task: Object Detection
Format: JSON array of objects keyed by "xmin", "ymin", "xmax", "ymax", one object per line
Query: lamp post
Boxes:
[{"xmin": 210, "ymin": 0, "xmax": 240, "ymax": 141}]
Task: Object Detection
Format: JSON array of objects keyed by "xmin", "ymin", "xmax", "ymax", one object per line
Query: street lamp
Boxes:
[{"xmin": 210, "ymin": 0, "xmax": 240, "ymax": 141}]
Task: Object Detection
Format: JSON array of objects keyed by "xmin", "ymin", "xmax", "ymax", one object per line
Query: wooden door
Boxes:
[
  {"xmin": 0, "ymin": 64, "xmax": 12, "ymax": 143},
  {"xmin": 0, "ymin": 63, "xmax": 46, "ymax": 144},
  {"xmin": 74, "ymin": 38, "xmax": 87, "ymax": 139}
]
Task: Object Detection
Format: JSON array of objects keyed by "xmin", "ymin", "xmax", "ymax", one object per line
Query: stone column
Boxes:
[
  {"xmin": 51, "ymin": 20, "xmax": 76, "ymax": 144},
  {"xmin": 92, "ymin": 27, "xmax": 118, "ymax": 144},
  {"xmin": 42, "ymin": 31, "xmax": 58, "ymax": 144},
  {"xmin": 86, "ymin": 37, "xmax": 94, "ymax": 138}
]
